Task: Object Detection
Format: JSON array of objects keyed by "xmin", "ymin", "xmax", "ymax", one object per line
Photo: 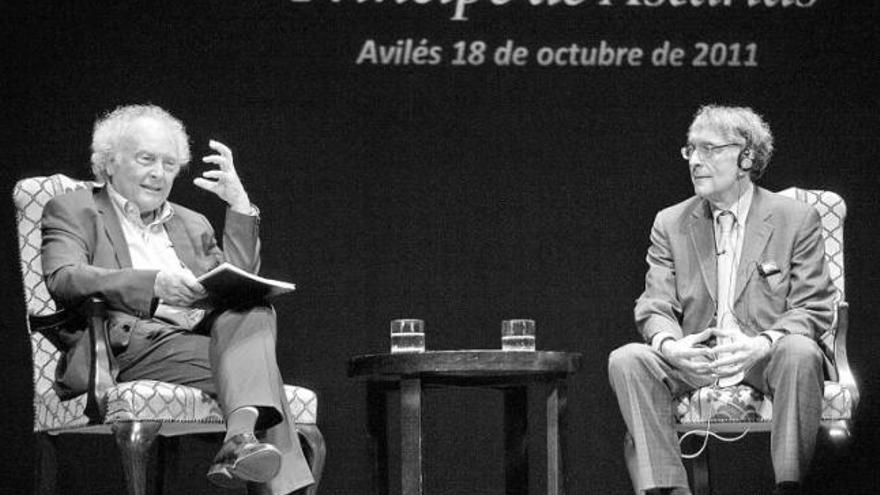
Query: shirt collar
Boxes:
[
  {"xmin": 106, "ymin": 183, "xmax": 174, "ymax": 228},
  {"xmin": 711, "ymin": 181, "xmax": 754, "ymax": 225}
]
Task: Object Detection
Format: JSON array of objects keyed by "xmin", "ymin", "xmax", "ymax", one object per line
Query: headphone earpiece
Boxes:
[{"xmin": 738, "ymin": 148, "xmax": 754, "ymax": 172}]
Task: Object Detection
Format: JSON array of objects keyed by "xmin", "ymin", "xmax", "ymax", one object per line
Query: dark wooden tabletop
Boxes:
[{"xmin": 348, "ymin": 350, "xmax": 583, "ymax": 382}]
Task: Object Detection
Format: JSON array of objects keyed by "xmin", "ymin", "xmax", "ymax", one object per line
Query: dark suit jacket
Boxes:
[
  {"xmin": 41, "ymin": 185, "xmax": 261, "ymax": 398},
  {"xmin": 634, "ymin": 186, "xmax": 835, "ymax": 346}
]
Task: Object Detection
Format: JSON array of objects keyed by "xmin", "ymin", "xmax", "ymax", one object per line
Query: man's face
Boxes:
[
  {"xmin": 107, "ymin": 117, "xmax": 181, "ymax": 216},
  {"xmin": 686, "ymin": 125, "xmax": 746, "ymax": 206}
]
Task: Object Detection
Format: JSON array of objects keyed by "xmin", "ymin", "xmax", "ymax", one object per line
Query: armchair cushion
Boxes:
[
  {"xmin": 103, "ymin": 381, "xmax": 317, "ymax": 434},
  {"xmin": 675, "ymin": 381, "xmax": 854, "ymax": 425},
  {"xmin": 104, "ymin": 380, "xmax": 224, "ymax": 424}
]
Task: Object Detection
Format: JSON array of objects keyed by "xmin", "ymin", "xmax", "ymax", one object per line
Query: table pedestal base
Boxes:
[{"xmin": 366, "ymin": 379, "xmax": 569, "ymax": 495}]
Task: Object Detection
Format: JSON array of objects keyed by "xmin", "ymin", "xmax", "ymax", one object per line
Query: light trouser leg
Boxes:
[
  {"xmin": 210, "ymin": 305, "xmax": 315, "ymax": 495},
  {"xmin": 609, "ymin": 343, "xmax": 711, "ymax": 494},
  {"xmin": 742, "ymin": 334, "xmax": 824, "ymax": 483}
]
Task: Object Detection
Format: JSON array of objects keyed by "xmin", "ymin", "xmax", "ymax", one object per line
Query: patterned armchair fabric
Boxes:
[
  {"xmin": 675, "ymin": 380, "xmax": 853, "ymax": 425},
  {"xmin": 16, "ymin": 174, "xmax": 91, "ymax": 431},
  {"xmin": 674, "ymin": 188, "xmax": 856, "ymax": 430},
  {"xmin": 103, "ymin": 381, "xmax": 318, "ymax": 435},
  {"xmin": 15, "ymin": 174, "xmax": 318, "ymax": 434}
]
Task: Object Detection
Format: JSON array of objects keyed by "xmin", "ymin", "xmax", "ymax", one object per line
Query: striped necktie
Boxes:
[{"xmin": 715, "ymin": 210, "xmax": 744, "ymax": 387}]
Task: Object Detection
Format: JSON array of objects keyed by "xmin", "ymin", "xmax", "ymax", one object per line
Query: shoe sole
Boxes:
[
  {"xmin": 206, "ymin": 465, "xmax": 245, "ymax": 489},
  {"xmin": 229, "ymin": 447, "xmax": 283, "ymax": 483}
]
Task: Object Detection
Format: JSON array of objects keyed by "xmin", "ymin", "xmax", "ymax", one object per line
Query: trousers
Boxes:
[
  {"xmin": 115, "ymin": 304, "xmax": 315, "ymax": 494},
  {"xmin": 607, "ymin": 334, "xmax": 823, "ymax": 494}
]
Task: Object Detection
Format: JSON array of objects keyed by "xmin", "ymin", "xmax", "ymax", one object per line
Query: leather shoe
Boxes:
[{"xmin": 206, "ymin": 432, "xmax": 282, "ymax": 489}]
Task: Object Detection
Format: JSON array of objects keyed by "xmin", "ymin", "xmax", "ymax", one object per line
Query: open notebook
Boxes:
[{"xmin": 197, "ymin": 262, "xmax": 296, "ymax": 304}]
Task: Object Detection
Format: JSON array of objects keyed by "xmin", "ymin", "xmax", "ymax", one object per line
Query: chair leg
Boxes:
[
  {"xmin": 112, "ymin": 421, "xmax": 163, "ymax": 495},
  {"xmin": 34, "ymin": 432, "xmax": 58, "ymax": 495},
  {"xmin": 691, "ymin": 443, "xmax": 711, "ymax": 495},
  {"xmin": 298, "ymin": 424, "xmax": 327, "ymax": 495}
]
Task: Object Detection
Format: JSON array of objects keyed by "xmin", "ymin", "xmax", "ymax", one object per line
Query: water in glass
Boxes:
[{"xmin": 390, "ymin": 319, "xmax": 425, "ymax": 353}]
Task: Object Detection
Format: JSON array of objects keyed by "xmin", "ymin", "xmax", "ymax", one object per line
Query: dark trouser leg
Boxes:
[
  {"xmin": 118, "ymin": 306, "xmax": 289, "ymax": 425},
  {"xmin": 742, "ymin": 334, "xmax": 824, "ymax": 483},
  {"xmin": 115, "ymin": 321, "xmax": 214, "ymax": 392},
  {"xmin": 114, "ymin": 306, "xmax": 315, "ymax": 494}
]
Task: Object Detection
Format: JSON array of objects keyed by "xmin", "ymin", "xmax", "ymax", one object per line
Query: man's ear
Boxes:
[{"xmin": 105, "ymin": 155, "xmax": 119, "ymax": 177}]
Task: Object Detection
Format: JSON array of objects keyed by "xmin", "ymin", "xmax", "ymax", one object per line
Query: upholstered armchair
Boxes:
[
  {"xmin": 673, "ymin": 188, "xmax": 859, "ymax": 495},
  {"xmin": 15, "ymin": 174, "xmax": 326, "ymax": 495}
]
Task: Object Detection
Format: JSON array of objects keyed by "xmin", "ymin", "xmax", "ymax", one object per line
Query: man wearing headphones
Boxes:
[{"xmin": 607, "ymin": 105, "xmax": 835, "ymax": 495}]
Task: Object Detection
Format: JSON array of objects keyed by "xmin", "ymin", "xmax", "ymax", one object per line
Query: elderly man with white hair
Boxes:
[{"xmin": 41, "ymin": 104, "xmax": 314, "ymax": 493}]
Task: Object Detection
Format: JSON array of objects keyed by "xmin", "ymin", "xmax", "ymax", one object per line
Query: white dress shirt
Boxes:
[{"xmin": 107, "ymin": 184, "xmax": 204, "ymax": 327}]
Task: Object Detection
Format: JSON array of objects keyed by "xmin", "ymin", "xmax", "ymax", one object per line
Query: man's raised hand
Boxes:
[{"xmin": 194, "ymin": 140, "xmax": 252, "ymax": 213}]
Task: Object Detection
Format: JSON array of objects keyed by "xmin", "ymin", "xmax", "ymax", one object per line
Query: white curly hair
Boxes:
[{"xmin": 90, "ymin": 104, "xmax": 190, "ymax": 181}]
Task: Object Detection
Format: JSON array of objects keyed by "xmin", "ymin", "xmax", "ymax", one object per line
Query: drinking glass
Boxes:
[
  {"xmin": 501, "ymin": 319, "xmax": 535, "ymax": 351},
  {"xmin": 390, "ymin": 319, "xmax": 425, "ymax": 353}
]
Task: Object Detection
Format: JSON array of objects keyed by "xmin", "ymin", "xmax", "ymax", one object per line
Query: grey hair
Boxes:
[
  {"xmin": 90, "ymin": 104, "xmax": 191, "ymax": 181},
  {"xmin": 689, "ymin": 105, "xmax": 774, "ymax": 181}
]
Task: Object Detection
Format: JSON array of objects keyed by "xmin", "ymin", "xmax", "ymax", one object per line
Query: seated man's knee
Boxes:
[
  {"xmin": 249, "ymin": 303, "xmax": 276, "ymax": 319},
  {"xmin": 211, "ymin": 304, "xmax": 277, "ymax": 335},
  {"xmin": 608, "ymin": 343, "xmax": 653, "ymax": 377},
  {"xmin": 226, "ymin": 303, "xmax": 276, "ymax": 320},
  {"xmin": 240, "ymin": 304, "xmax": 277, "ymax": 329},
  {"xmin": 774, "ymin": 334, "xmax": 823, "ymax": 367}
]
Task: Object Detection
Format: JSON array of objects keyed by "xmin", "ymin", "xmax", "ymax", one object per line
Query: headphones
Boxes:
[
  {"xmin": 737, "ymin": 147, "xmax": 754, "ymax": 171},
  {"xmin": 736, "ymin": 146, "xmax": 764, "ymax": 180}
]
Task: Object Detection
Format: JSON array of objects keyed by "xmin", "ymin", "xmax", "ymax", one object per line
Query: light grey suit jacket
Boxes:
[{"xmin": 634, "ymin": 186, "xmax": 835, "ymax": 346}]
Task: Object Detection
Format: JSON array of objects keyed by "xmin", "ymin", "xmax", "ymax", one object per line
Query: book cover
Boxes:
[{"xmin": 197, "ymin": 262, "xmax": 296, "ymax": 304}]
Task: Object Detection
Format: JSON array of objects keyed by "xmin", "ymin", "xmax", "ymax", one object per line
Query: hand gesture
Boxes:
[
  {"xmin": 154, "ymin": 270, "xmax": 207, "ymax": 307},
  {"xmin": 660, "ymin": 327, "xmax": 717, "ymax": 377},
  {"xmin": 708, "ymin": 327, "xmax": 771, "ymax": 379},
  {"xmin": 194, "ymin": 140, "xmax": 252, "ymax": 213}
]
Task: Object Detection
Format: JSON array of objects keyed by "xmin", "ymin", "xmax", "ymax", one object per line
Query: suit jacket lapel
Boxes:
[
  {"xmin": 94, "ymin": 187, "xmax": 132, "ymax": 269},
  {"xmin": 165, "ymin": 207, "xmax": 200, "ymax": 275},
  {"xmin": 688, "ymin": 199, "xmax": 718, "ymax": 304},
  {"xmin": 734, "ymin": 187, "xmax": 774, "ymax": 303}
]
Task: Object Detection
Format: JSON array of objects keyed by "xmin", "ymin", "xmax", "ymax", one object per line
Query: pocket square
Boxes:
[{"xmin": 758, "ymin": 261, "xmax": 781, "ymax": 277}]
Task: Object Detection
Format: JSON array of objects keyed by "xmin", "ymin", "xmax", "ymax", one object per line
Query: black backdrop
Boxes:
[{"xmin": 2, "ymin": 1, "xmax": 878, "ymax": 493}]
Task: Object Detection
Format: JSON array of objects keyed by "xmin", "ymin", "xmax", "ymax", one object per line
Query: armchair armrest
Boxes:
[
  {"xmin": 29, "ymin": 298, "xmax": 117, "ymax": 422},
  {"xmin": 84, "ymin": 297, "xmax": 116, "ymax": 421},
  {"xmin": 834, "ymin": 302, "xmax": 860, "ymax": 413},
  {"xmin": 29, "ymin": 310, "xmax": 81, "ymax": 334}
]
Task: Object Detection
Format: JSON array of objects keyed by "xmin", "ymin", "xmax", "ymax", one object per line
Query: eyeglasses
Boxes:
[{"xmin": 681, "ymin": 142, "xmax": 742, "ymax": 161}]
